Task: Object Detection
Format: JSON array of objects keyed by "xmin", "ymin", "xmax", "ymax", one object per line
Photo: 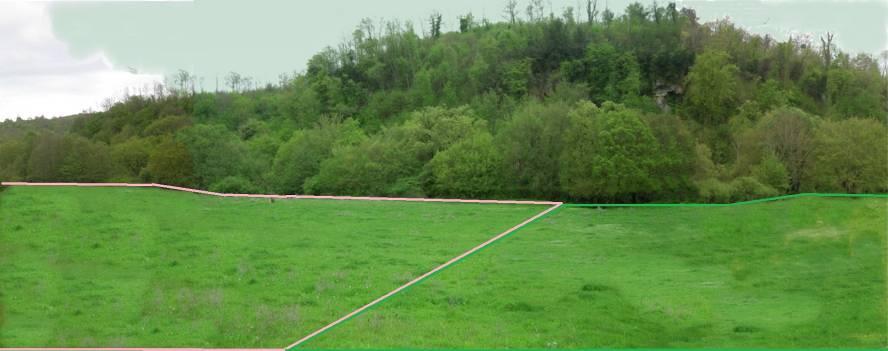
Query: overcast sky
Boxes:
[{"xmin": 0, "ymin": 0, "xmax": 885, "ymax": 121}]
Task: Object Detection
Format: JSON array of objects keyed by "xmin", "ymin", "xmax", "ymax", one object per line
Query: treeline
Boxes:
[{"xmin": 1, "ymin": 1, "xmax": 886, "ymax": 202}]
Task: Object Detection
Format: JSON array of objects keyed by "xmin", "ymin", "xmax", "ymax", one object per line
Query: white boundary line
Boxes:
[{"xmin": 283, "ymin": 202, "xmax": 563, "ymax": 349}]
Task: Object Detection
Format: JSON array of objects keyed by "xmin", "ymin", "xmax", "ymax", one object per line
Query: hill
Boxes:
[{"xmin": 1, "ymin": 1, "xmax": 886, "ymax": 202}]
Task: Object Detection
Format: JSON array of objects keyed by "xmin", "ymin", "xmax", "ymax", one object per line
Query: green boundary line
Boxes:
[
  {"xmin": 288, "ymin": 204, "xmax": 565, "ymax": 350},
  {"xmin": 295, "ymin": 193, "xmax": 888, "ymax": 350},
  {"xmin": 565, "ymin": 192, "xmax": 888, "ymax": 208}
]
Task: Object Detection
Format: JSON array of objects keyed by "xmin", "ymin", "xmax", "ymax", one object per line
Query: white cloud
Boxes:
[{"xmin": 0, "ymin": 1, "xmax": 162, "ymax": 120}]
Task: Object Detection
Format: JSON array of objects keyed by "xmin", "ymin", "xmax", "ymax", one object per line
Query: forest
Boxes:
[{"xmin": 1, "ymin": 1, "xmax": 886, "ymax": 202}]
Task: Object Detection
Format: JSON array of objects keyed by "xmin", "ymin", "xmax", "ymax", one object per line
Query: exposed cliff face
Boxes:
[{"xmin": 654, "ymin": 83, "xmax": 684, "ymax": 113}]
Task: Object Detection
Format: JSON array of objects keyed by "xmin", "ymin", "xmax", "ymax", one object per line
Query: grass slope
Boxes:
[
  {"xmin": 0, "ymin": 186, "xmax": 545, "ymax": 347},
  {"xmin": 305, "ymin": 197, "xmax": 888, "ymax": 348}
]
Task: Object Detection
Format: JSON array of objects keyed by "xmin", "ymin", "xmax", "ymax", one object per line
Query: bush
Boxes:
[
  {"xmin": 752, "ymin": 152, "xmax": 789, "ymax": 193},
  {"xmin": 696, "ymin": 178, "xmax": 732, "ymax": 203},
  {"xmin": 729, "ymin": 176, "xmax": 777, "ymax": 202},
  {"xmin": 385, "ymin": 177, "xmax": 425, "ymax": 197},
  {"xmin": 143, "ymin": 139, "xmax": 193, "ymax": 186},
  {"xmin": 209, "ymin": 176, "xmax": 259, "ymax": 194},
  {"xmin": 423, "ymin": 133, "xmax": 503, "ymax": 198}
]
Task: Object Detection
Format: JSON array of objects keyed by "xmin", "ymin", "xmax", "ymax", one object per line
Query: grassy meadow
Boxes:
[
  {"xmin": 304, "ymin": 197, "xmax": 888, "ymax": 349},
  {"xmin": 0, "ymin": 186, "xmax": 545, "ymax": 347}
]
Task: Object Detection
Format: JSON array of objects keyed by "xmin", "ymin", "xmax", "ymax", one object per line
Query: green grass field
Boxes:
[
  {"xmin": 304, "ymin": 197, "xmax": 888, "ymax": 349},
  {"xmin": 0, "ymin": 186, "xmax": 545, "ymax": 347}
]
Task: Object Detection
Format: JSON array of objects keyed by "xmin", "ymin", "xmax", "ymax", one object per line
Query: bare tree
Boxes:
[
  {"xmin": 172, "ymin": 69, "xmax": 197, "ymax": 96},
  {"xmin": 562, "ymin": 6, "xmax": 575, "ymax": 23},
  {"xmin": 526, "ymin": 0, "xmax": 545, "ymax": 22},
  {"xmin": 153, "ymin": 81, "xmax": 165, "ymax": 99},
  {"xmin": 762, "ymin": 110, "xmax": 815, "ymax": 192},
  {"xmin": 359, "ymin": 17, "xmax": 376, "ymax": 41},
  {"xmin": 820, "ymin": 32, "xmax": 835, "ymax": 104},
  {"xmin": 879, "ymin": 50, "xmax": 888, "ymax": 77},
  {"xmin": 586, "ymin": 0, "xmax": 598, "ymax": 23},
  {"xmin": 225, "ymin": 72, "xmax": 243, "ymax": 92},
  {"xmin": 820, "ymin": 32, "xmax": 835, "ymax": 69},
  {"xmin": 101, "ymin": 97, "xmax": 114, "ymax": 112},
  {"xmin": 504, "ymin": 0, "xmax": 518, "ymax": 25},
  {"xmin": 278, "ymin": 73, "xmax": 291, "ymax": 89},
  {"xmin": 459, "ymin": 13, "xmax": 474, "ymax": 33}
]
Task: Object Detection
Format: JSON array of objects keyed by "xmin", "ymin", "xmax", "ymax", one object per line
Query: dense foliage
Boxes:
[{"xmin": 2, "ymin": 2, "xmax": 886, "ymax": 202}]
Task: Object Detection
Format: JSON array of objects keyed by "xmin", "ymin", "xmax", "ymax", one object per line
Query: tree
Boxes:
[
  {"xmin": 0, "ymin": 139, "xmax": 29, "ymax": 181},
  {"xmin": 645, "ymin": 113, "xmax": 696, "ymax": 199},
  {"xmin": 752, "ymin": 151, "xmax": 790, "ymax": 193},
  {"xmin": 26, "ymin": 133, "xmax": 66, "ymax": 181},
  {"xmin": 143, "ymin": 115, "xmax": 193, "ymax": 136},
  {"xmin": 504, "ymin": 0, "xmax": 519, "ymax": 25},
  {"xmin": 59, "ymin": 136, "xmax": 113, "ymax": 182},
  {"xmin": 756, "ymin": 79, "xmax": 789, "ymax": 111},
  {"xmin": 304, "ymin": 134, "xmax": 421, "ymax": 196},
  {"xmin": 497, "ymin": 101, "xmax": 571, "ymax": 198},
  {"xmin": 754, "ymin": 107, "xmax": 817, "ymax": 192},
  {"xmin": 225, "ymin": 72, "xmax": 247, "ymax": 92},
  {"xmin": 820, "ymin": 32, "xmax": 835, "ymax": 104},
  {"xmin": 586, "ymin": 0, "xmax": 598, "ymax": 23},
  {"xmin": 271, "ymin": 118, "xmax": 364, "ymax": 194},
  {"xmin": 684, "ymin": 50, "xmax": 741, "ymax": 125},
  {"xmin": 459, "ymin": 13, "xmax": 474, "ymax": 33},
  {"xmin": 176, "ymin": 124, "xmax": 249, "ymax": 187},
  {"xmin": 826, "ymin": 58, "xmax": 884, "ymax": 119},
  {"xmin": 143, "ymin": 139, "xmax": 193, "ymax": 186},
  {"xmin": 501, "ymin": 59, "xmax": 533, "ymax": 97},
  {"xmin": 563, "ymin": 43, "xmax": 641, "ymax": 104},
  {"xmin": 172, "ymin": 69, "xmax": 197, "ymax": 96},
  {"xmin": 602, "ymin": 8, "xmax": 614, "ymax": 25},
  {"xmin": 111, "ymin": 138, "xmax": 153, "ymax": 180},
  {"xmin": 429, "ymin": 11, "xmax": 443, "ymax": 39},
  {"xmin": 398, "ymin": 106, "xmax": 487, "ymax": 162},
  {"xmin": 305, "ymin": 107, "xmax": 483, "ymax": 197},
  {"xmin": 560, "ymin": 101, "xmax": 660, "ymax": 201},
  {"xmin": 809, "ymin": 118, "xmax": 887, "ymax": 193},
  {"xmin": 423, "ymin": 132, "xmax": 502, "ymax": 198}
]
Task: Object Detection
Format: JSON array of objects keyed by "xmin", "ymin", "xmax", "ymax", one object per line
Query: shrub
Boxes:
[
  {"xmin": 423, "ymin": 133, "xmax": 503, "ymax": 198},
  {"xmin": 209, "ymin": 176, "xmax": 259, "ymax": 194},
  {"xmin": 729, "ymin": 176, "xmax": 777, "ymax": 202},
  {"xmin": 752, "ymin": 152, "xmax": 790, "ymax": 193},
  {"xmin": 696, "ymin": 178, "xmax": 731, "ymax": 203}
]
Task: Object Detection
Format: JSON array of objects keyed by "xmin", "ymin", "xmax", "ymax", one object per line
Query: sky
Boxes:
[{"xmin": 0, "ymin": 0, "xmax": 885, "ymax": 121}]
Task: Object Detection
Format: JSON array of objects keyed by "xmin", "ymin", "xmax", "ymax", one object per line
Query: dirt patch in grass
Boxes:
[{"xmin": 786, "ymin": 226, "xmax": 843, "ymax": 240}]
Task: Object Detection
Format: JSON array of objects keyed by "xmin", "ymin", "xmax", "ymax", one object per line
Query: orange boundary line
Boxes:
[
  {"xmin": 0, "ymin": 181, "xmax": 562, "ymax": 350},
  {"xmin": 0, "ymin": 182, "xmax": 560, "ymax": 205},
  {"xmin": 0, "ymin": 349, "xmax": 279, "ymax": 351}
]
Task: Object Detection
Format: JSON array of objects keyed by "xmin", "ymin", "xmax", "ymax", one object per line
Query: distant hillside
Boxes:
[{"xmin": 1, "ymin": 1, "xmax": 886, "ymax": 202}]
